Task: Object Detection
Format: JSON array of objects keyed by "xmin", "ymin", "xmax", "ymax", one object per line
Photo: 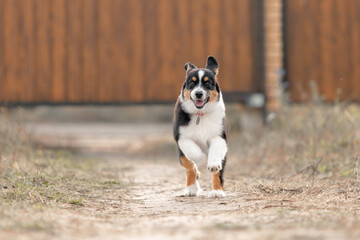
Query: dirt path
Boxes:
[
  {"xmin": 1, "ymin": 154, "xmax": 360, "ymax": 240},
  {"xmin": 116, "ymin": 158, "xmax": 360, "ymax": 240}
]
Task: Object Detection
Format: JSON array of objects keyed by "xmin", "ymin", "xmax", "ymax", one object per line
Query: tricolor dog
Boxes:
[{"xmin": 173, "ymin": 56, "xmax": 228, "ymax": 198}]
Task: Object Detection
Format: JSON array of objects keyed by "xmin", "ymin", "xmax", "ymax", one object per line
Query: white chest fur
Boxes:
[{"xmin": 179, "ymin": 106, "xmax": 225, "ymax": 153}]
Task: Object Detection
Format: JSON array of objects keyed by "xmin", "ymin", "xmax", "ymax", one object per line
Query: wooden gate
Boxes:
[
  {"xmin": 285, "ymin": 0, "xmax": 360, "ymax": 102},
  {"xmin": 0, "ymin": 0, "xmax": 264, "ymax": 104}
]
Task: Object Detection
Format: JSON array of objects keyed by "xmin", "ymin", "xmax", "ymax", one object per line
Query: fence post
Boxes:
[{"xmin": 264, "ymin": 0, "xmax": 284, "ymax": 111}]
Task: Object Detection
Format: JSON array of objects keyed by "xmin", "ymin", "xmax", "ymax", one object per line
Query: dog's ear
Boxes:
[
  {"xmin": 205, "ymin": 56, "xmax": 219, "ymax": 75},
  {"xmin": 184, "ymin": 62, "xmax": 197, "ymax": 72}
]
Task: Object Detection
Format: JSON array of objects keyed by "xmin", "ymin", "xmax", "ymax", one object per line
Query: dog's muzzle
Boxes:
[{"xmin": 191, "ymin": 88, "xmax": 208, "ymax": 109}]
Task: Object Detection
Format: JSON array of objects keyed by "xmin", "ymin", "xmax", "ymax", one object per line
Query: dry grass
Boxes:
[
  {"xmin": 230, "ymin": 103, "xmax": 360, "ymax": 181},
  {"xmin": 0, "ymin": 107, "xmax": 31, "ymax": 178},
  {"xmin": 0, "ymin": 107, "xmax": 127, "ymax": 222},
  {"xmin": 0, "ymin": 104, "xmax": 360, "ymax": 239}
]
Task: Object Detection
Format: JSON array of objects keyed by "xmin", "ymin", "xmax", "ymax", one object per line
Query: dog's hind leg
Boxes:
[
  {"xmin": 180, "ymin": 155, "xmax": 202, "ymax": 196},
  {"xmin": 208, "ymin": 157, "xmax": 226, "ymax": 198}
]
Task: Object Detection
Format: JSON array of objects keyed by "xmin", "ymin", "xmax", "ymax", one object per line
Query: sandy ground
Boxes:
[{"xmin": 1, "ymin": 152, "xmax": 359, "ymax": 240}]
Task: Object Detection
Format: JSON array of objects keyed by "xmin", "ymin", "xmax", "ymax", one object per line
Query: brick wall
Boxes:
[{"xmin": 264, "ymin": 0, "xmax": 284, "ymax": 110}]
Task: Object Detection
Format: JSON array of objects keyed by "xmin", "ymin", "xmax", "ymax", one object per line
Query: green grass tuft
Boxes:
[{"xmin": 68, "ymin": 198, "xmax": 84, "ymax": 206}]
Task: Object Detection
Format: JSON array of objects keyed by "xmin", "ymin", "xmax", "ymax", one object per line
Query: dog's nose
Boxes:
[{"xmin": 195, "ymin": 91, "xmax": 203, "ymax": 99}]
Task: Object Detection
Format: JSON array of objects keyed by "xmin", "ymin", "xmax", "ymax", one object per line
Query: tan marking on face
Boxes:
[
  {"xmin": 209, "ymin": 89, "xmax": 219, "ymax": 102},
  {"xmin": 212, "ymin": 172, "xmax": 223, "ymax": 190},
  {"xmin": 183, "ymin": 89, "xmax": 191, "ymax": 100},
  {"xmin": 181, "ymin": 156, "xmax": 200, "ymax": 186},
  {"xmin": 204, "ymin": 76, "xmax": 209, "ymax": 81},
  {"xmin": 192, "ymin": 76, "xmax": 196, "ymax": 81}
]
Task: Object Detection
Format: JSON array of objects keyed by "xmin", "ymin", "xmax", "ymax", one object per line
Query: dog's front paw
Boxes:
[
  {"xmin": 183, "ymin": 181, "xmax": 202, "ymax": 196},
  {"xmin": 208, "ymin": 190, "xmax": 226, "ymax": 198},
  {"xmin": 207, "ymin": 162, "xmax": 222, "ymax": 173}
]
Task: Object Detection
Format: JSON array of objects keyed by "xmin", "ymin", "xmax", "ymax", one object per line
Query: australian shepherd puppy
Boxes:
[{"xmin": 173, "ymin": 56, "xmax": 228, "ymax": 198}]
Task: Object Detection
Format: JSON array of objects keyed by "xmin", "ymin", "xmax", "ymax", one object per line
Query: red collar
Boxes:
[{"xmin": 197, "ymin": 112, "xmax": 205, "ymax": 116}]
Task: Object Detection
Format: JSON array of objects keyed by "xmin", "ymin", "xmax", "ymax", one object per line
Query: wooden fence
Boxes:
[
  {"xmin": 0, "ymin": 0, "xmax": 263, "ymax": 104},
  {"xmin": 285, "ymin": 0, "xmax": 360, "ymax": 102}
]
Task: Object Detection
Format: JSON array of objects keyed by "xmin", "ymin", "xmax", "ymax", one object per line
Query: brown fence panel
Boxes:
[
  {"xmin": 285, "ymin": 0, "xmax": 360, "ymax": 102},
  {"xmin": 0, "ymin": 0, "xmax": 263, "ymax": 104}
]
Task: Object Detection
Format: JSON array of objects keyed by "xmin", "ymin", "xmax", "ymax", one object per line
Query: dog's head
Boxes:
[{"xmin": 182, "ymin": 56, "xmax": 220, "ymax": 110}]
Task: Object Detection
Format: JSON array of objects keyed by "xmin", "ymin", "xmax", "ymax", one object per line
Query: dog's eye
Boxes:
[
  {"xmin": 205, "ymin": 82, "xmax": 212, "ymax": 88},
  {"xmin": 188, "ymin": 82, "xmax": 195, "ymax": 89}
]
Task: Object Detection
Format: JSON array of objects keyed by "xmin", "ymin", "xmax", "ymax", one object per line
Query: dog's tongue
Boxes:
[{"xmin": 195, "ymin": 100, "xmax": 204, "ymax": 107}]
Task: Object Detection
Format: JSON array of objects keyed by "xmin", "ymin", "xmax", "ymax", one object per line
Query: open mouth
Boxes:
[{"xmin": 192, "ymin": 97, "xmax": 209, "ymax": 109}]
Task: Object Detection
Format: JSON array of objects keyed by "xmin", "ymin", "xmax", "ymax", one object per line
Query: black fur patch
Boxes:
[
  {"xmin": 219, "ymin": 156, "xmax": 226, "ymax": 187},
  {"xmin": 221, "ymin": 118, "xmax": 228, "ymax": 142},
  {"xmin": 221, "ymin": 130, "xmax": 227, "ymax": 141},
  {"xmin": 215, "ymin": 83, "xmax": 220, "ymax": 93},
  {"xmin": 173, "ymin": 100, "xmax": 190, "ymax": 142},
  {"xmin": 178, "ymin": 149, "xmax": 185, "ymax": 165},
  {"xmin": 205, "ymin": 56, "xmax": 219, "ymax": 75}
]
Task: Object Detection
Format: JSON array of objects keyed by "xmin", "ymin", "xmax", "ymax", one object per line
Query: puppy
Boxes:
[{"xmin": 173, "ymin": 56, "xmax": 228, "ymax": 198}]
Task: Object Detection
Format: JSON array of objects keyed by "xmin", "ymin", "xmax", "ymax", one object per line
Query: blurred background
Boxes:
[
  {"xmin": 0, "ymin": 0, "xmax": 359, "ymax": 150},
  {"xmin": 1, "ymin": 0, "xmax": 360, "ymax": 150},
  {"xmin": 0, "ymin": 0, "xmax": 358, "ymax": 108}
]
